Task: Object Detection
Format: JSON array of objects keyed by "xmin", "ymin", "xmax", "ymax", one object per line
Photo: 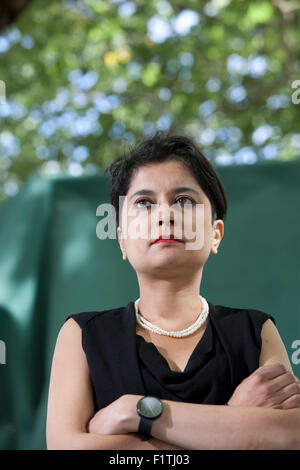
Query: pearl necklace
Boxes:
[{"xmin": 134, "ymin": 296, "xmax": 209, "ymax": 338}]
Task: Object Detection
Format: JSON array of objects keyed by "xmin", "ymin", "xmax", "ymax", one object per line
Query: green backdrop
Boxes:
[{"xmin": 0, "ymin": 159, "xmax": 299, "ymax": 450}]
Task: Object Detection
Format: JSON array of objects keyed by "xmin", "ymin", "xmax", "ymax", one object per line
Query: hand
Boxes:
[
  {"xmin": 227, "ymin": 362, "xmax": 300, "ymax": 410},
  {"xmin": 88, "ymin": 394, "xmax": 142, "ymax": 435}
]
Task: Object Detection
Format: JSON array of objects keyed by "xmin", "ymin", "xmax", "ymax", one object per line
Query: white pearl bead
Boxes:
[{"xmin": 135, "ymin": 296, "xmax": 209, "ymax": 338}]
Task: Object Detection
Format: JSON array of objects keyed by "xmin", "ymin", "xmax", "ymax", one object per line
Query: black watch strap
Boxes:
[{"xmin": 138, "ymin": 416, "xmax": 152, "ymax": 441}]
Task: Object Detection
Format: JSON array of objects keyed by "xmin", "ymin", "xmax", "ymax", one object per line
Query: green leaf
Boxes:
[
  {"xmin": 141, "ymin": 62, "xmax": 161, "ymax": 87},
  {"xmin": 245, "ymin": 2, "xmax": 274, "ymax": 25}
]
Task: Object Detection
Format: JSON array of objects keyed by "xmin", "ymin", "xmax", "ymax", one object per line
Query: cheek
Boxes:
[
  {"xmin": 123, "ymin": 210, "xmax": 151, "ymax": 240},
  {"xmin": 182, "ymin": 206, "xmax": 207, "ymax": 241},
  {"xmin": 122, "ymin": 215, "xmax": 153, "ymax": 262}
]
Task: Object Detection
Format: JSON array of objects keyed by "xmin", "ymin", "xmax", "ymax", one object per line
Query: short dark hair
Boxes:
[{"xmin": 104, "ymin": 130, "xmax": 228, "ymax": 227}]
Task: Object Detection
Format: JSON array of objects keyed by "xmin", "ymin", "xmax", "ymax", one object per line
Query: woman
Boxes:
[{"xmin": 46, "ymin": 131, "xmax": 300, "ymax": 450}]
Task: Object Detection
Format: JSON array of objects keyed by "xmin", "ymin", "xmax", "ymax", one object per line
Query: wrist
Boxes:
[{"xmin": 122, "ymin": 394, "xmax": 143, "ymax": 433}]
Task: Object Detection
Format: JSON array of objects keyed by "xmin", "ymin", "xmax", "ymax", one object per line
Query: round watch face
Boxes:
[{"xmin": 137, "ymin": 396, "xmax": 163, "ymax": 419}]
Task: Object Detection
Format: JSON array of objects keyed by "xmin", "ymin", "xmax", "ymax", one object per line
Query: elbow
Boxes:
[
  {"xmin": 46, "ymin": 430, "xmax": 79, "ymax": 450},
  {"xmin": 274, "ymin": 408, "xmax": 300, "ymax": 450},
  {"xmin": 286, "ymin": 409, "xmax": 300, "ymax": 450},
  {"xmin": 285, "ymin": 431, "xmax": 300, "ymax": 450},
  {"xmin": 46, "ymin": 435, "xmax": 69, "ymax": 450},
  {"xmin": 288, "ymin": 435, "xmax": 300, "ymax": 450},
  {"xmin": 254, "ymin": 408, "xmax": 300, "ymax": 450},
  {"xmin": 46, "ymin": 434, "xmax": 84, "ymax": 450},
  {"xmin": 46, "ymin": 429, "xmax": 58, "ymax": 450}
]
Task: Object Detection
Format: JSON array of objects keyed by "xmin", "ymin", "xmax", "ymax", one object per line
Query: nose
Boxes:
[
  {"xmin": 156, "ymin": 202, "xmax": 175, "ymax": 226},
  {"xmin": 149, "ymin": 207, "xmax": 174, "ymax": 242},
  {"xmin": 154, "ymin": 203, "xmax": 176, "ymax": 240},
  {"xmin": 159, "ymin": 216, "xmax": 174, "ymax": 226},
  {"xmin": 149, "ymin": 199, "xmax": 182, "ymax": 241}
]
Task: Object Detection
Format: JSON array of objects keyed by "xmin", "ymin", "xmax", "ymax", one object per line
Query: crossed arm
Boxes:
[{"xmin": 46, "ymin": 318, "xmax": 300, "ymax": 450}]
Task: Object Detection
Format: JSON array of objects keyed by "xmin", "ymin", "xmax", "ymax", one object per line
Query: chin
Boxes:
[{"xmin": 148, "ymin": 257, "xmax": 187, "ymax": 272}]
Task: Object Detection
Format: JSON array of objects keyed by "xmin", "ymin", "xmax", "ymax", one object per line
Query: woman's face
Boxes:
[{"xmin": 117, "ymin": 159, "xmax": 224, "ymax": 278}]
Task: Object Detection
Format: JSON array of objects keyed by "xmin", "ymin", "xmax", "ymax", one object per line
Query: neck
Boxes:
[{"xmin": 136, "ymin": 274, "xmax": 205, "ymax": 331}]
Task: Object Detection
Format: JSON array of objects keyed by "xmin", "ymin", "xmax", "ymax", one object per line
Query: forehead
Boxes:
[{"xmin": 128, "ymin": 160, "xmax": 205, "ymax": 195}]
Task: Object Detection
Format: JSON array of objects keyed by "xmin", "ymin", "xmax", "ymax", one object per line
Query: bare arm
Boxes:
[
  {"xmin": 259, "ymin": 319, "xmax": 296, "ymax": 372},
  {"xmin": 48, "ymin": 431, "xmax": 182, "ymax": 451},
  {"xmin": 227, "ymin": 319, "xmax": 300, "ymax": 409},
  {"xmin": 148, "ymin": 319, "xmax": 300, "ymax": 449},
  {"xmin": 119, "ymin": 319, "xmax": 300, "ymax": 450},
  {"xmin": 88, "ymin": 391, "xmax": 300, "ymax": 450},
  {"xmin": 148, "ymin": 398, "xmax": 300, "ymax": 450},
  {"xmin": 46, "ymin": 318, "xmax": 182, "ymax": 450}
]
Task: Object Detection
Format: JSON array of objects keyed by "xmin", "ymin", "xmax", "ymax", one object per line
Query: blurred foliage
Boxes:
[
  {"xmin": 0, "ymin": 0, "xmax": 300, "ymax": 204},
  {"xmin": 0, "ymin": 0, "xmax": 32, "ymax": 31}
]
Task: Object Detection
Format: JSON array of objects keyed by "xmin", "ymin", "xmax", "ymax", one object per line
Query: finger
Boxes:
[
  {"xmin": 275, "ymin": 382, "xmax": 300, "ymax": 404},
  {"xmin": 273, "ymin": 393, "xmax": 300, "ymax": 410},
  {"xmin": 267, "ymin": 371, "xmax": 300, "ymax": 393},
  {"xmin": 255, "ymin": 362, "xmax": 288, "ymax": 380}
]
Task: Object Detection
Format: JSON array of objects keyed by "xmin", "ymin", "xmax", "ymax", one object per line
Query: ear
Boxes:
[
  {"xmin": 211, "ymin": 220, "xmax": 224, "ymax": 254},
  {"xmin": 117, "ymin": 226, "xmax": 127, "ymax": 260}
]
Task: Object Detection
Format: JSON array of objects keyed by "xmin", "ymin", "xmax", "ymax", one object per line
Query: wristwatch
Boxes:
[{"xmin": 136, "ymin": 396, "xmax": 164, "ymax": 441}]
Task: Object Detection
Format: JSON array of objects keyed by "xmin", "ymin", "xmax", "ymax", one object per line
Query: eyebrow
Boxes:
[{"xmin": 129, "ymin": 186, "xmax": 201, "ymax": 201}]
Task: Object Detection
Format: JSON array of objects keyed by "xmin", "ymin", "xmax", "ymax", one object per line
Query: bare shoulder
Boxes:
[
  {"xmin": 56, "ymin": 317, "xmax": 82, "ymax": 344},
  {"xmin": 259, "ymin": 318, "xmax": 294, "ymax": 373},
  {"xmin": 51, "ymin": 318, "xmax": 86, "ymax": 365},
  {"xmin": 50, "ymin": 317, "xmax": 90, "ymax": 384}
]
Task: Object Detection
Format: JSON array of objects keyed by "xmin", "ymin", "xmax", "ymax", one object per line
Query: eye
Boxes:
[
  {"xmin": 175, "ymin": 196, "xmax": 195, "ymax": 206},
  {"xmin": 135, "ymin": 198, "xmax": 152, "ymax": 208},
  {"xmin": 134, "ymin": 196, "xmax": 195, "ymax": 209}
]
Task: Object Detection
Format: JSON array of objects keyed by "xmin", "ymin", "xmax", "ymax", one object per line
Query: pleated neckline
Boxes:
[{"xmin": 130, "ymin": 301, "xmax": 214, "ymax": 374}]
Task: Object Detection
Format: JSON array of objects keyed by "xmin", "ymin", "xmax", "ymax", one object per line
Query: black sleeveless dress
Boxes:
[{"xmin": 65, "ymin": 300, "xmax": 276, "ymax": 411}]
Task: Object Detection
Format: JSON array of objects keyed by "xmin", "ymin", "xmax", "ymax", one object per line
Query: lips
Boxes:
[{"xmin": 153, "ymin": 235, "xmax": 183, "ymax": 244}]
